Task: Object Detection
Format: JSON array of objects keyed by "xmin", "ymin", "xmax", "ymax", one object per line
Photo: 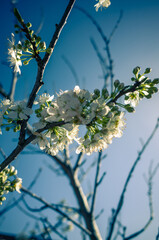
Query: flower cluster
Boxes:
[
  {"xmin": 94, "ymin": 0, "xmax": 111, "ymax": 11},
  {"xmin": 0, "ymin": 166, "xmax": 22, "ymax": 205},
  {"xmin": 0, "ymin": 100, "xmax": 33, "ymax": 133},
  {"xmin": 33, "ymin": 86, "xmax": 125, "ymax": 155},
  {"xmin": 31, "ymin": 67, "xmax": 159, "ymax": 156}
]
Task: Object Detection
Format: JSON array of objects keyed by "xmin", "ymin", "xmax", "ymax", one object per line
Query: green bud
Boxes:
[
  {"xmin": 133, "ymin": 66, "xmax": 141, "ymax": 77},
  {"xmin": 151, "ymin": 87, "xmax": 158, "ymax": 93},
  {"xmin": 94, "ymin": 89, "xmax": 100, "ymax": 96},
  {"xmin": 13, "ymin": 8, "xmax": 24, "ymax": 25},
  {"xmin": 23, "ymin": 61, "xmax": 29, "ymax": 65},
  {"xmin": 39, "ymin": 41, "xmax": 46, "ymax": 50},
  {"xmin": 114, "ymin": 80, "xmax": 120, "ymax": 88},
  {"xmin": 36, "ymin": 36, "xmax": 41, "ymax": 44},
  {"xmin": 145, "ymin": 79, "xmax": 151, "ymax": 84},
  {"xmin": 17, "ymin": 43, "xmax": 22, "ymax": 49},
  {"xmin": 152, "ymin": 78, "xmax": 159, "ymax": 84},
  {"xmin": 26, "ymin": 22, "xmax": 32, "ymax": 28},
  {"xmin": 144, "ymin": 68, "xmax": 152, "ymax": 74},
  {"xmin": 102, "ymin": 88, "xmax": 109, "ymax": 99},
  {"xmin": 14, "ymin": 24, "xmax": 20, "ymax": 28},
  {"xmin": 125, "ymin": 105, "xmax": 135, "ymax": 113},
  {"xmin": 131, "ymin": 77, "xmax": 136, "ymax": 81},
  {"xmin": 119, "ymin": 83, "xmax": 124, "ymax": 89},
  {"xmin": 145, "ymin": 94, "xmax": 152, "ymax": 99}
]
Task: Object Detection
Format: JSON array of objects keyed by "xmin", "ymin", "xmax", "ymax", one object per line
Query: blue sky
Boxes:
[{"xmin": 0, "ymin": 0, "xmax": 159, "ymax": 239}]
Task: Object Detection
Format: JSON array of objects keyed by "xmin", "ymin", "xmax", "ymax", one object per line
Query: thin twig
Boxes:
[
  {"xmin": 91, "ymin": 151, "xmax": 102, "ymax": 214},
  {"xmin": 108, "ymin": 10, "xmax": 123, "ymax": 42},
  {"xmin": 74, "ymin": 152, "xmax": 84, "ymax": 172},
  {"xmin": 62, "ymin": 55, "xmax": 80, "ymax": 85}
]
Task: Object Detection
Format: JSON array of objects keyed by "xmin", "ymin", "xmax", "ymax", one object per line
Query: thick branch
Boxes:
[{"xmin": 42, "ymin": 0, "xmax": 76, "ymax": 67}]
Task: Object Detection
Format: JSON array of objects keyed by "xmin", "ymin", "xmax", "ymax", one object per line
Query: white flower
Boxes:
[
  {"xmin": 14, "ymin": 178, "xmax": 22, "ymax": 193},
  {"xmin": 8, "ymin": 101, "xmax": 33, "ymax": 120},
  {"xmin": 32, "ymin": 133, "xmax": 50, "ymax": 150},
  {"xmin": 0, "ymin": 99, "xmax": 12, "ymax": 114},
  {"xmin": 8, "ymin": 34, "xmax": 22, "ymax": 74},
  {"xmin": 124, "ymin": 91, "xmax": 140, "ymax": 107},
  {"xmin": 34, "ymin": 93, "xmax": 54, "ymax": 105},
  {"xmin": 94, "ymin": 0, "xmax": 111, "ymax": 11}
]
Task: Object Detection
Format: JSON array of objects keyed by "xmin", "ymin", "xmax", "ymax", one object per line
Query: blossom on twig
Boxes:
[{"xmin": 94, "ymin": 0, "xmax": 111, "ymax": 11}]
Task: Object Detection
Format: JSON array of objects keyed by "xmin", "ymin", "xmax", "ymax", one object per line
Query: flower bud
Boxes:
[
  {"xmin": 39, "ymin": 41, "xmax": 46, "ymax": 50},
  {"xmin": 144, "ymin": 68, "xmax": 152, "ymax": 74},
  {"xmin": 26, "ymin": 22, "xmax": 32, "ymax": 28},
  {"xmin": 133, "ymin": 66, "xmax": 141, "ymax": 76},
  {"xmin": 114, "ymin": 80, "xmax": 120, "ymax": 88}
]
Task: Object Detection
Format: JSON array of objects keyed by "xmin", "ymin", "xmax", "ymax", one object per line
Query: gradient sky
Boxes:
[{"xmin": 0, "ymin": 0, "xmax": 159, "ymax": 239}]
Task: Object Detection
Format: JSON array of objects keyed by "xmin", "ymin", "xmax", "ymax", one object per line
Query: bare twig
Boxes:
[
  {"xmin": 108, "ymin": 10, "xmax": 123, "ymax": 42},
  {"xmin": 91, "ymin": 151, "xmax": 102, "ymax": 214},
  {"xmin": 74, "ymin": 152, "xmax": 84, "ymax": 172},
  {"xmin": 106, "ymin": 118, "xmax": 159, "ymax": 240},
  {"xmin": 62, "ymin": 55, "xmax": 80, "ymax": 85},
  {"xmin": 156, "ymin": 228, "xmax": 159, "ymax": 240}
]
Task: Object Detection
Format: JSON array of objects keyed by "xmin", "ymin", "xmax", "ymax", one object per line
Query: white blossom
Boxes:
[
  {"xmin": 94, "ymin": 0, "xmax": 111, "ymax": 11},
  {"xmin": 33, "ymin": 87, "xmax": 127, "ymax": 156},
  {"xmin": 8, "ymin": 34, "xmax": 22, "ymax": 74},
  {"xmin": 32, "ymin": 133, "xmax": 50, "ymax": 150},
  {"xmin": 14, "ymin": 178, "xmax": 22, "ymax": 193},
  {"xmin": 8, "ymin": 101, "xmax": 33, "ymax": 120},
  {"xmin": 34, "ymin": 93, "xmax": 54, "ymax": 105},
  {"xmin": 124, "ymin": 91, "xmax": 140, "ymax": 107}
]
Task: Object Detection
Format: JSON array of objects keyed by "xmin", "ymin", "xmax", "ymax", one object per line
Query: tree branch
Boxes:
[{"xmin": 106, "ymin": 118, "xmax": 159, "ymax": 240}]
